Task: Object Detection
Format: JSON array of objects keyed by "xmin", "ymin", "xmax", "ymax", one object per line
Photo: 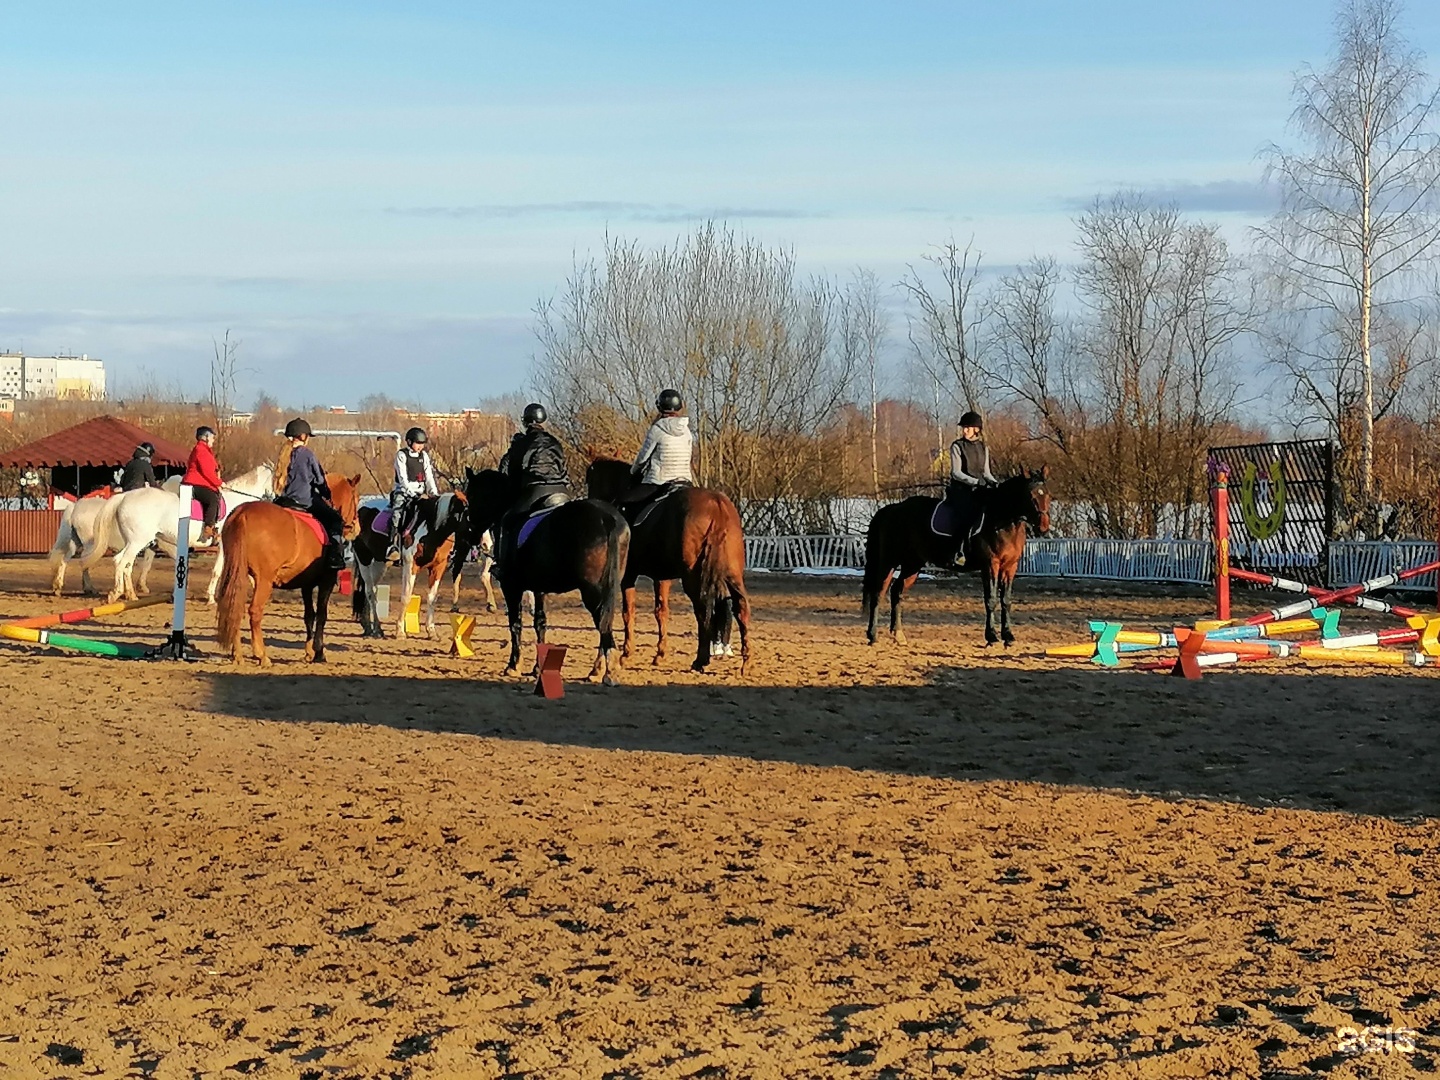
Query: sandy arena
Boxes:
[{"xmin": 1, "ymin": 554, "xmax": 1437, "ymax": 1078}]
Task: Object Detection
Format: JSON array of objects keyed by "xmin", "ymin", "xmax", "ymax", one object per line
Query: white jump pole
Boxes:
[{"xmin": 157, "ymin": 482, "xmax": 198, "ymax": 659}]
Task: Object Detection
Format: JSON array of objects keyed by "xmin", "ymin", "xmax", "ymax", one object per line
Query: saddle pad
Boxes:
[
  {"xmin": 516, "ymin": 507, "xmax": 558, "ymax": 550},
  {"xmin": 930, "ymin": 500, "xmax": 960, "ymax": 537},
  {"xmin": 370, "ymin": 508, "xmax": 393, "ymax": 536},
  {"xmin": 191, "ymin": 495, "xmax": 228, "ymax": 521},
  {"xmin": 282, "ymin": 506, "xmax": 329, "ymax": 547}
]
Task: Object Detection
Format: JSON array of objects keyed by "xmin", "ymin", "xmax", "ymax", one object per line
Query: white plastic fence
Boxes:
[{"xmin": 745, "ymin": 535, "xmax": 1439, "ymax": 592}]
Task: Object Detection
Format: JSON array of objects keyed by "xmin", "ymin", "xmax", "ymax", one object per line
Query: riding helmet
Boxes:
[
  {"xmin": 522, "ymin": 403, "xmax": 547, "ymax": 427},
  {"xmin": 405, "ymin": 426, "xmax": 428, "ymax": 445},
  {"xmin": 138, "ymin": 442, "xmax": 155, "ymax": 456},
  {"xmin": 959, "ymin": 410, "xmax": 984, "ymax": 430},
  {"xmin": 656, "ymin": 388, "xmax": 684, "ymax": 413},
  {"xmin": 196, "ymin": 425, "xmax": 217, "ymax": 440},
  {"xmin": 283, "ymin": 417, "xmax": 313, "ymax": 439}
]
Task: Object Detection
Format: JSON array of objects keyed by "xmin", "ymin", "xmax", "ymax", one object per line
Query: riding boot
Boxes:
[{"xmin": 325, "ymin": 538, "xmax": 347, "ymax": 571}]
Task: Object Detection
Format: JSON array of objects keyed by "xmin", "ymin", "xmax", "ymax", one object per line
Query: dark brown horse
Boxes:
[
  {"xmin": 586, "ymin": 458, "xmax": 751, "ymax": 673},
  {"xmin": 215, "ymin": 474, "xmax": 362, "ymax": 666},
  {"xmin": 863, "ymin": 468, "xmax": 1050, "ymax": 647},
  {"xmin": 451, "ymin": 467, "xmax": 629, "ymax": 685}
]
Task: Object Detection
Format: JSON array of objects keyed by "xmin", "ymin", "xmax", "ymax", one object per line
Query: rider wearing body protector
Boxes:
[
  {"xmin": 622, "ymin": 389, "xmax": 694, "ymax": 512},
  {"xmin": 388, "ymin": 427, "xmax": 439, "ymax": 561},
  {"xmin": 275, "ymin": 418, "xmax": 348, "ymax": 571},
  {"xmin": 495, "ymin": 403, "xmax": 570, "ymax": 569},
  {"xmin": 944, "ymin": 410, "xmax": 997, "ymax": 568}
]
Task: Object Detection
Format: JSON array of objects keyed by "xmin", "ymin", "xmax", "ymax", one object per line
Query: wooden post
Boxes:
[{"xmin": 1213, "ymin": 468, "xmax": 1230, "ymax": 621}]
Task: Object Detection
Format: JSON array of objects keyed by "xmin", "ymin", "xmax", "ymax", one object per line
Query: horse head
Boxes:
[
  {"xmin": 990, "ymin": 467, "xmax": 1050, "ymax": 535},
  {"xmin": 585, "ymin": 457, "xmax": 632, "ymax": 503},
  {"xmin": 451, "ymin": 468, "xmax": 510, "ymax": 582},
  {"xmin": 325, "ymin": 473, "xmax": 364, "ymax": 540}
]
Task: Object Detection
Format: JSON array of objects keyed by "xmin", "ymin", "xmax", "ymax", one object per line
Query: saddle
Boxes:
[
  {"xmin": 626, "ymin": 480, "xmax": 690, "ymax": 528},
  {"xmin": 930, "ymin": 498, "xmax": 983, "ymax": 539},
  {"xmin": 280, "ymin": 506, "xmax": 329, "ymax": 547},
  {"xmin": 191, "ymin": 494, "xmax": 228, "ymax": 522},
  {"xmin": 515, "ymin": 505, "xmax": 560, "ymax": 550}
]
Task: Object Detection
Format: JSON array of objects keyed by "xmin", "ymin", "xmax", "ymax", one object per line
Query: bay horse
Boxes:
[
  {"xmin": 350, "ymin": 492, "xmax": 467, "ymax": 639},
  {"xmin": 863, "ymin": 468, "xmax": 1050, "ymax": 647},
  {"xmin": 451, "ymin": 467, "xmax": 629, "ymax": 685},
  {"xmin": 215, "ymin": 473, "xmax": 362, "ymax": 666},
  {"xmin": 586, "ymin": 458, "xmax": 751, "ymax": 673}
]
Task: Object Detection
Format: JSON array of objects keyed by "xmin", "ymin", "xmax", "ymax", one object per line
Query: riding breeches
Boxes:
[{"xmin": 192, "ymin": 485, "xmax": 221, "ymax": 526}]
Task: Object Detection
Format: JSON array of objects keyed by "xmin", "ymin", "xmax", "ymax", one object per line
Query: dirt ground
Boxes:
[{"xmin": 1, "ymin": 553, "xmax": 1438, "ymax": 1079}]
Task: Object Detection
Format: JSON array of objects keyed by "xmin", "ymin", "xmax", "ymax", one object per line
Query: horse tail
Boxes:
[
  {"xmin": 215, "ymin": 512, "xmax": 250, "ymax": 655},
  {"xmin": 351, "ymin": 555, "xmax": 369, "ymax": 621},
  {"xmin": 696, "ymin": 498, "xmax": 732, "ymax": 645},
  {"xmin": 49, "ymin": 499, "xmax": 79, "ymax": 562},
  {"xmin": 80, "ymin": 492, "xmax": 123, "ymax": 573},
  {"xmin": 596, "ymin": 508, "xmax": 628, "ymax": 642}
]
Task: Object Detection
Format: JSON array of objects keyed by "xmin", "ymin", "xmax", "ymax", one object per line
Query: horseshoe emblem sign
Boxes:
[{"xmin": 1239, "ymin": 460, "xmax": 1286, "ymax": 540}]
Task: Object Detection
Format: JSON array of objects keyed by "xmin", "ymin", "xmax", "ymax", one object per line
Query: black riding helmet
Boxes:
[
  {"xmin": 405, "ymin": 426, "xmax": 427, "ymax": 446},
  {"xmin": 656, "ymin": 388, "xmax": 684, "ymax": 414},
  {"xmin": 284, "ymin": 417, "xmax": 312, "ymax": 439},
  {"xmin": 522, "ymin": 403, "xmax": 547, "ymax": 427},
  {"xmin": 196, "ymin": 425, "xmax": 217, "ymax": 440},
  {"xmin": 137, "ymin": 442, "xmax": 155, "ymax": 456},
  {"xmin": 959, "ymin": 410, "xmax": 984, "ymax": 431}
]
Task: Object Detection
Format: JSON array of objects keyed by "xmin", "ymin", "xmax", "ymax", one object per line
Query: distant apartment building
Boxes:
[{"xmin": 0, "ymin": 353, "xmax": 106, "ymax": 400}]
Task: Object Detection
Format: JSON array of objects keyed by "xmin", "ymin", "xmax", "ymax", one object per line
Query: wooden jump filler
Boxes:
[
  {"xmin": 402, "ymin": 594, "xmax": 421, "ymax": 636},
  {"xmin": 535, "ymin": 642, "xmax": 567, "ymax": 698}
]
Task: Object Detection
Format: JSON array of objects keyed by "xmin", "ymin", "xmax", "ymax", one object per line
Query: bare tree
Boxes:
[
  {"xmin": 840, "ymin": 270, "xmax": 891, "ymax": 498},
  {"xmin": 1257, "ymin": 0, "xmax": 1440, "ymax": 515},
  {"xmin": 899, "ymin": 238, "xmax": 988, "ymax": 416},
  {"xmin": 209, "ymin": 330, "xmax": 242, "ymax": 420}
]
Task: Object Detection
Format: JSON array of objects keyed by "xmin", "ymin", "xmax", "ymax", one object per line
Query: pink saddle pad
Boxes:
[{"xmin": 191, "ymin": 495, "xmax": 228, "ymax": 521}]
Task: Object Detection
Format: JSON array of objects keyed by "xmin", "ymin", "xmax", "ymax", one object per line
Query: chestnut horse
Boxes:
[
  {"xmin": 586, "ymin": 458, "xmax": 751, "ymax": 673},
  {"xmin": 451, "ymin": 467, "xmax": 629, "ymax": 685},
  {"xmin": 215, "ymin": 474, "xmax": 362, "ymax": 666},
  {"xmin": 863, "ymin": 468, "xmax": 1050, "ymax": 647}
]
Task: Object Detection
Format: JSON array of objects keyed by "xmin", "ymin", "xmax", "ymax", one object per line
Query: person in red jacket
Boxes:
[{"xmin": 183, "ymin": 425, "xmax": 223, "ymax": 546}]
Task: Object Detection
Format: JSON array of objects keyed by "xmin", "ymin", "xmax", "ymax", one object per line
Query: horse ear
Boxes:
[
  {"xmin": 1041, "ymin": 464, "xmax": 1050, "ymax": 479},
  {"xmin": 348, "ymin": 473, "xmax": 361, "ymax": 487},
  {"xmin": 465, "ymin": 466, "xmax": 475, "ymax": 481}
]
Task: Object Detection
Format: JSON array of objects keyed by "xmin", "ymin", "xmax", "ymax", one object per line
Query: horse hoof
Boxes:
[
  {"xmin": 311, "ymin": 652, "xmax": 326, "ymax": 664},
  {"xmin": 486, "ymin": 603, "xmax": 497, "ymax": 613},
  {"xmin": 258, "ymin": 658, "xmax": 273, "ymax": 670},
  {"xmin": 504, "ymin": 665, "xmax": 520, "ymax": 678},
  {"xmin": 603, "ymin": 674, "xmax": 618, "ymax": 687}
]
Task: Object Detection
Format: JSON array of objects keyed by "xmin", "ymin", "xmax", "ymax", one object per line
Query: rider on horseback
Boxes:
[
  {"xmin": 275, "ymin": 418, "xmax": 348, "ymax": 571},
  {"xmin": 120, "ymin": 442, "xmax": 159, "ymax": 491},
  {"xmin": 944, "ymin": 410, "xmax": 998, "ymax": 569},
  {"xmin": 495, "ymin": 403, "xmax": 570, "ymax": 570},
  {"xmin": 621, "ymin": 389, "xmax": 694, "ymax": 513},
  {"xmin": 184, "ymin": 426, "xmax": 224, "ymax": 546},
  {"xmin": 387, "ymin": 426, "xmax": 439, "ymax": 561}
]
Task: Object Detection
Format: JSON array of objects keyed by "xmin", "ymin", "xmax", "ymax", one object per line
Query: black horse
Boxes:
[
  {"xmin": 451, "ymin": 467, "xmax": 630, "ymax": 685},
  {"xmin": 863, "ymin": 468, "xmax": 1051, "ymax": 647}
]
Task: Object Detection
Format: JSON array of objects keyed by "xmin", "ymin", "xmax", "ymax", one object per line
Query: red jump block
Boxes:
[{"xmin": 535, "ymin": 643, "xmax": 568, "ymax": 699}]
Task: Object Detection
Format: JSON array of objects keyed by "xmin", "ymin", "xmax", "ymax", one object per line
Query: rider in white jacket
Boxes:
[
  {"xmin": 629, "ymin": 389, "xmax": 694, "ymax": 500},
  {"xmin": 388, "ymin": 426, "xmax": 439, "ymax": 559}
]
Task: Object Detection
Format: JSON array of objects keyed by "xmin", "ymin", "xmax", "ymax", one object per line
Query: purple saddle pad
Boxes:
[
  {"xmin": 516, "ymin": 507, "xmax": 557, "ymax": 549},
  {"xmin": 370, "ymin": 508, "xmax": 393, "ymax": 536}
]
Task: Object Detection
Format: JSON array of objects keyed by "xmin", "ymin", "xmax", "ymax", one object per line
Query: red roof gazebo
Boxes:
[{"xmin": 0, "ymin": 415, "xmax": 191, "ymax": 498}]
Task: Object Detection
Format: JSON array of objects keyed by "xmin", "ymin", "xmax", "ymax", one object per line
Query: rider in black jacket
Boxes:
[
  {"xmin": 498, "ymin": 403, "xmax": 570, "ymax": 515},
  {"xmin": 119, "ymin": 443, "xmax": 159, "ymax": 491}
]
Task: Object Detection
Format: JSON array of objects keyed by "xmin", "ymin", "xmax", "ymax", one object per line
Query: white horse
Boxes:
[
  {"xmin": 82, "ymin": 464, "xmax": 275, "ymax": 604},
  {"xmin": 48, "ymin": 496, "xmax": 152, "ymax": 597}
]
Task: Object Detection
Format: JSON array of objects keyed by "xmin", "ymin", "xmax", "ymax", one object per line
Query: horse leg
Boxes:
[
  {"xmin": 311, "ymin": 577, "xmax": 334, "ymax": 662},
  {"xmin": 422, "ymin": 564, "xmax": 442, "ymax": 638},
  {"xmin": 108, "ymin": 541, "xmax": 145, "ymax": 604},
  {"xmin": 249, "ymin": 577, "xmax": 274, "ymax": 668},
  {"xmin": 1000, "ymin": 565, "xmax": 1016, "ymax": 647},
  {"xmin": 889, "ymin": 569, "xmax": 917, "ymax": 645},
  {"xmin": 580, "ymin": 582, "xmax": 619, "ymax": 686},
  {"xmin": 502, "ymin": 584, "xmax": 525, "ymax": 677},
  {"xmin": 682, "ymin": 574, "xmax": 712, "ymax": 672},
  {"xmin": 302, "ymin": 586, "xmax": 318, "ymax": 661},
  {"xmin": 982, "ymin": 568, "xmax": 999, "ymax": 646},
  {"xmin": 621, "ymin": 583, "xmax": 637, "ymax": 661},
  {"xmin": 450, "ymin": 560, "xmax": 463, "ymax": 613},
  {"xmin": 206, "ymin": 542, "xmax": 225, "ymax": 605},
  {"xmin": 864, "ymin": 567, "xmax": 894, "ymax": 645},
  {"xmin": 481, "ymin": 556, "xmax": 497, "ymax": 612},
  {"xmin": 136, "ymin": 547, "xmax": 155, "ymax": 597},
  {"xmin": 655, "ymin": 578, "xmax": 673, "ymax": 666},
  {"xmin": 530, "ymin": 593, "xmax": 548, "ymax": 676}
]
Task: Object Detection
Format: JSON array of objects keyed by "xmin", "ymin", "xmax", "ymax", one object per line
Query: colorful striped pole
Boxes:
[
  {"xmin": 0, "ymin": 624, "xmax": 153, "ymax": 659},
  {"xmin": 2, "ymin": 592, "xmax": 172, "ymax": 631}
]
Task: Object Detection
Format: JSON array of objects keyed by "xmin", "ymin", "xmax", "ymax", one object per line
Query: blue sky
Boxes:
[{"xmin": 3, "ymin": 1, "xmax": 1437, "ymax": 408}]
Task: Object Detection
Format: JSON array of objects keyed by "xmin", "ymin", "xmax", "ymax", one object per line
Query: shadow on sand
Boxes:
[{"xmin": 202, "ymin": 660, "xmax": 1438, "ymax": 822}]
